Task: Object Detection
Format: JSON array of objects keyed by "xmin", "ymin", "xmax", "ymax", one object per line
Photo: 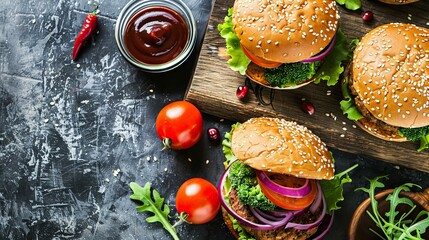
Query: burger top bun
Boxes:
[
  {"xmin": 231, "ymin": 117, "xmax": 334, "ymax": 180},
  {"xmin": 352, "ymin": 23, "xmax": 429, "ymax": 128},
  {"xmin": 377, "ymin": 0, "xmax": 419, "ymax": 4},
  {"xmin": 232, "ymin": 0, "xmax": 339, "ymax": 63}
]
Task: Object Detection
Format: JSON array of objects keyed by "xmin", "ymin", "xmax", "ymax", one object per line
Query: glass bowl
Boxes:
[{"xmin": 115, "ymin": 0, "xmax": 197, "ymax": 73}]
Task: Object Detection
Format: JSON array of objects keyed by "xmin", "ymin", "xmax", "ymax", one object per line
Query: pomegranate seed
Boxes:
[
  {"xmin": 207, "ymin": 127, "xmax": 220, "ymax": 144},
  {"xmin": 301, "ymin": 101, "xmax": 315, "ymax": 115},
  {"xmin": 236, "ymin": 85, "xmax": 248, "ymax": 99},
  {"xmin": 361, "ymin": 11, "xmax": 374, "ymax": 22}
]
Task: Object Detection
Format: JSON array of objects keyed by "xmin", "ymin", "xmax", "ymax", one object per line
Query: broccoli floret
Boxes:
[
  {"xmin": 229, "ymin": 161, "xmax": 276, "ymax": 210},
  {"xmin": 264, "ymin": 61, "xmax": 321, "ymax": 87},
  {"xmin": 399, "ymin": 126, "xmax": 429, "ymax": 142}
]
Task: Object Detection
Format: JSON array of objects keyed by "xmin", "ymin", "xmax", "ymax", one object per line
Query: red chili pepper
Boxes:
[{"xmin": 72, "ymin": 8, "xmax": 99, "ymax": 61}]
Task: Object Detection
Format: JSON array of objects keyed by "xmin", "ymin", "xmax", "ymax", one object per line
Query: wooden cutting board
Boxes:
[{"xmin": 185, "ymin": 0, "xmax": 429, "ymax": 172}]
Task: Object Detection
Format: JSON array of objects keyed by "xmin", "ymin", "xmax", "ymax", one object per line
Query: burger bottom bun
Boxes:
[
  {"xmin": 377, "ymin": 0, "xmax": 419, "ymax": 4},
  {"xmin": 354, "ymin": 118, "xmax": 407, "ymax": 142},
  {"xmin": 245, "ymin": 62, "xmax": 314, "ymax": 90}
]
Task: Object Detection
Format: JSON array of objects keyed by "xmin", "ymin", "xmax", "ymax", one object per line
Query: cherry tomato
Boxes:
[
  {"xmin": 258, "ymin": 173, "xmax": 317, "ymax": 210},
  {"xmin": 156, "ymin": 101, "xmax": 203, "ymax": 150},
  {"xmin": 176, "ymin": 178, "xmax": 220, "ymax": 224},
  {"xmin": 241, "ymin": 45, "xmax": 282, "ymax": 69}
]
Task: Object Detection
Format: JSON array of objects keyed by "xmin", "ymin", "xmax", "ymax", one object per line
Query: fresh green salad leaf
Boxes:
[
  {"xmin": 320, "ymin": 164, "xmax": 358, "ymax": 213},
  {"xmin": 340, "ymin": 76, "xmax": 363, "ymax": 121},
  {"xmin": 229, "ymin": 214, "xmax": 256, "ymax": 240},
  {"xmin": 336, "ymin": 0, "xmax": 361, "ymax": 10},
  {"xmin": 314, "ymin": 28, "xmax": 351, "ymax": 86},
  {"xmin": 222, "ymin": 123, "xmax": 240, "ymax": 167},
  {"xmin": 130, "ymin": 182, "xmax": 180, "ymax": 240},
  {"xmin": 356, "ymin": 176, "xmax": 429, "ymax": 239},
  {"xmin": 218, "ymin": 8, "xmax": 251, "ymax": 75},
  {"xmin": 399, "ymin": 127, "xmax": 429, "ymax": 152},
  {"xmin": 417, "ymin": 135, "xmax": 429, "ymax": 152}
]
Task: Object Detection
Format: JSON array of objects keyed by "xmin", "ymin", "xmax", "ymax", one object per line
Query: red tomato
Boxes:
[
  {"xmin": 156, "ymin": 101, "xmax": 203, "ymax": 150},
  {"xmin": 176, "ymin": 178, "xmax": 220, "ymax": 224},
  {"xmin": 258, "ymin": 174, "xmax": 317, "ymax": 210},
  {"xmin": 241, "ymin": 45, "xmax": 282, "ymax": 69}
]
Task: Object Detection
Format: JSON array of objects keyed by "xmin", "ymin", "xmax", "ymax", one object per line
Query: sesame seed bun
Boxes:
[
  {"xmin": 377, "ymin": 0, "xmax": 419, "ymax": 4},
  {"xmin": 232, "ymin": 0, "xmax": 339, "ymax": 63},
  {"xmin": 351, "ymin": 23, "xmax": 429, "ymax": 129},
  {"xmin": 231, "ymin": 117, "xmax": 334, "ymax": 180}
]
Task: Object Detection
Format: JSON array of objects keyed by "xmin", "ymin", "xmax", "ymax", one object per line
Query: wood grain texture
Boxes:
[{"xmin": 185, "ymin": 0, "xmax": 429, "ymax": 171}]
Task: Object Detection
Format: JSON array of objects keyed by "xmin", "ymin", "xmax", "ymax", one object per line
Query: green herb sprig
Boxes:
[
  {"xmin": 130, "ymin": 182, "xmax": 180, "ymax": 240},
  {"xmin": 356, "ymin": 176, "xmax": 429, "ymax": 240}
]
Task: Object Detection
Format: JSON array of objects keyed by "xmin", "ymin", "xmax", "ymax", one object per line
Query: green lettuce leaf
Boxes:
[
  {"xmin": 130, "ymin": 182, "xmax": 179, "ymax": 240},
  {"xmin": 320, "ymin": 164, "xmax": 358, "ymax": 213},
  {"xmin": 218, "ymin": 8, "xmax": 251, "ymax": 75},
  {"xmin": 314, "ymin": 28, "xmax": 351, "ymax": 86},
  {"xmin": 418, "ymin": 135, "xmax": 429, "ymax": 152},
  {"xmin": 222, "ymin": 122, "xmax": 241, "ymax": 167},
  {"xmin": 340, "ymin": 76, "xmax": 363, "ymax": 121},
  {"xmin": 336, "ymin": 0, "xmax": 361, "ymax": 10}
]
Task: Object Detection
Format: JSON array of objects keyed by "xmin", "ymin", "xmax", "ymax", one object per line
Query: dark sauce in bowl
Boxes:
[{"xmin": 124, "ymin": 6, "xmax": 188, "ymax": 65}]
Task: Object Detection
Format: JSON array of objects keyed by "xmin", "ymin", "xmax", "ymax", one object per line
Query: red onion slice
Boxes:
[
  {"xmin": 285, "ymin": 182, "xmax": 326, "ymax": 230},
  {"xmin": 252, "ymin": 208, "xmax": 286, "ymax": 221},
  {"xmin": 218, "ymin": 165, "xmax": 281, "ymax": 231},
  {"xmin": 256, "ymin": 170, "xmax": 312, "ymax": 198},
  {"xmin": 309, "ymin": 181, "xmax": 323, "ymax": 214},
  {"xmin": 249, "ymin": 207, "xmax": 294, "ymax": 226},
  {"xmin": 311, "ymin": 211, "xmax": 334, "ymax": 240},
  {"xmin": 300, "ymin": 35, "xmax": 337, "ymax": 63}
]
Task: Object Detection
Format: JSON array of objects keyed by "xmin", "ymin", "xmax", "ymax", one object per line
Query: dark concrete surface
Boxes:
[{"xmin": 1, "ymin": 0, "xmax": 428, "ymax": 239}]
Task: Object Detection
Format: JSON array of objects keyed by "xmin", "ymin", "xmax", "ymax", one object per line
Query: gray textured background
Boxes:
[{"xmin": 0, "ymin": 0, "xmax": 428, "ymax": 239}]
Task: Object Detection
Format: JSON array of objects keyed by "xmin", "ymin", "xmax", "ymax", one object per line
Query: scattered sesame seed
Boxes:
[
  {"xmin": 206, "ymin": 160, "xmax": 210, "ymax": 164},
  {"xmin": 188, "ymin": 158, "xmax": 192, "ymax": 162}
]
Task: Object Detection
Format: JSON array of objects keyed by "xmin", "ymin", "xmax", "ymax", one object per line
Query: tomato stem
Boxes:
[
  {"xmin": 172, "ymin": 212, "xmax": 190, "ymax": 228},
  {"xmin": 161, "ymin": 138, "xmax": 172, "ymax": 151}
]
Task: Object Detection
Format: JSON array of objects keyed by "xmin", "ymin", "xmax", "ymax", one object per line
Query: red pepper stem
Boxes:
[{"xmin": 91, "ymin": 6, "xmax": 100, "ymax": 15}]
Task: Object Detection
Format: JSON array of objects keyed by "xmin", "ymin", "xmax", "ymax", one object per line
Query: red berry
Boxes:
[
  {"xmin": 207, "ymin": 127, "xmax": 220, "ymax": 144},
  {"xmin": 361, "ymin": 11, "xmax": 374, "ymax": 22},
  {"xmin": 236, "ymin": 85, "xmax": 248, "ymax": 99},
  {"xmin": 301, "ymin": 101, "xmax": 315, "ymax": 115}
]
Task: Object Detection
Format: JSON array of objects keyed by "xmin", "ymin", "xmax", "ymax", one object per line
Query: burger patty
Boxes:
[
  {"xmin": 228, "ymin": 188, "xmax": 318, "ymax": 240},
  {"xmin": 347, "ymin": 68, "xmax": 401, "ymax": 138}
]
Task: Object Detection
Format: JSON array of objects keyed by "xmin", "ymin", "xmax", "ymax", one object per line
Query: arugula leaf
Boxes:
[
  {"xmin": 336, "ymin": 0, "xmax": 361, "ymax": 10},
  {"xmin": 218, "ymin": 8, "xmax": 251, "ymax": 75},
  {"xmin": 130, "ymin": 182, "xmax": 180, "ymax": 240},
  {"xmin": 314, "ymin": 28, "xmax": 351, "ymax": 86},
  {"xmin": 320, "ymin": 164, "xmax": 358, "ymax": 213},
  {"xmin": 340, "ymin": 76, "xmax": 364, "ymax": 121},
  {"xmin": 356, "ymin": 176, "xmax": 429, "ymax": 239}
]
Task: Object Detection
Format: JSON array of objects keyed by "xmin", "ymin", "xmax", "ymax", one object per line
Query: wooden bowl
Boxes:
[
  {"xmin": 349, "ymin": 188, "xmax": 429, "ymax": 240},
  {"xmin": 377, "ymin": 0, "xmax": 419, "ymax": 4}
]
